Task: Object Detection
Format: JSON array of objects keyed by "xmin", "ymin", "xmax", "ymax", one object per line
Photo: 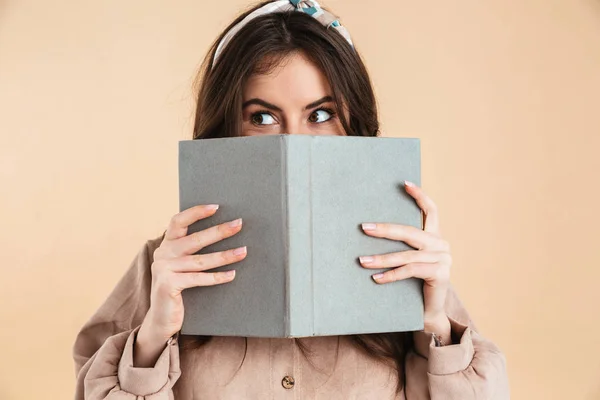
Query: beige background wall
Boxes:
[{"xmin": 1, "ymin": 0, "xmax": 599, "ymax": 399}]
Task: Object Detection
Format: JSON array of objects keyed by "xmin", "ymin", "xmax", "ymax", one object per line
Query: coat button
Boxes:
[{"xmin": 282, "ymin": 375, "xmax": 295, "ymax": 389}]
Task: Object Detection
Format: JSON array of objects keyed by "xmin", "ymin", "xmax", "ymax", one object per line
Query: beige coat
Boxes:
[{"xmin": 73, "ymin": 234, "xmax": 510, "ymax": 399}]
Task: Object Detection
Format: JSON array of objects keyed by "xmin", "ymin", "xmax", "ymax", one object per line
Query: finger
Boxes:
[
  {"xmin": 403, "ymin": 181, "xmax": 440, "ymax": 234},
  {"xmin": 361, "ymin": 223, "xmax": 448, "ymax": 251},
  {"xmin": 359, "ymin": 250, "xmax": 445, "ymax": 269},
  {"xmin": 168, "ymin": 246, "xmax": 248, "ymax": 272},
  {"xmin": 169, "ymin": 218, "xmax": 243, "ymax": 257},
  {"xmin": 164, "ymin": 204, "xmax": 220, "ymax": 241},
  {"xmin": 174, "ymin": 270, "xmax": 237, "ymax": 291},
  {"xmin": 371, "ymin": 262, "xmax": 440, "ymax": 284}
]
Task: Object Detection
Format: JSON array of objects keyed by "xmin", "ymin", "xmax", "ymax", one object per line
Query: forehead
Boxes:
[{"xmin": 243, "ymin": 52, "xmax": 332, "ymax": 104}]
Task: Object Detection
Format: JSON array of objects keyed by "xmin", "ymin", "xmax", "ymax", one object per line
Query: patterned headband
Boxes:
[{"xmin": 212, "ymin": 0, "xmax": 354, "ymax": 67}]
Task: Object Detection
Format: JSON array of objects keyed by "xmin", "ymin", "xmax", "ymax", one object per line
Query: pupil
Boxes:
[
  {"xmin": 253, "ymin": 114, "xmax": 263, "ymax": 124},
  {"xmin": 309, "ymin": 113, "xmax": 318, "ymax": 123}
]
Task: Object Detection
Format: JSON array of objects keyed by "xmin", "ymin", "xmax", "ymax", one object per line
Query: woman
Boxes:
[{"xmin": 73, "ymin": 1, "xmax": 509, "ymax": 398}]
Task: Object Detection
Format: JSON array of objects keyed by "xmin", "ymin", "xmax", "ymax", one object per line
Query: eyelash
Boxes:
[
  {"xmin": 317, "ymin": 108, "xmax": 337, "ymax": 120},
  {"xmin": 250, "ymin": 108, "xmax": 337, "ymax": 125}
]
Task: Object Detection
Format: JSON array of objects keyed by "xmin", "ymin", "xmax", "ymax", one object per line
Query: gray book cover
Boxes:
[{"xmin": 178, "ymin": 134, "xmax": 423, "ymax": 338}]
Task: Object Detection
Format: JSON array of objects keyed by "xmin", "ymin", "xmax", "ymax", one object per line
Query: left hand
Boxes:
[{"xmin": 359, "ymin": 181, "xmax": 452, "ymax": 336}]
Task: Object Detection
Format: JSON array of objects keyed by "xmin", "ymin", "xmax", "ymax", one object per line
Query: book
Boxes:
[{"xmin": 178, "ymin": 134, "xmax": 423, "ymax": 337}]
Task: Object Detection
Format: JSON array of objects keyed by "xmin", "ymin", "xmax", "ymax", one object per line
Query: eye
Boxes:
[
  {"xmin": 308, "ymin": 109, "xmax": 335, "ymax": 124},
  {"xmin": 251, "ymin": 112, "xmax": 276, "ymax": 125}
]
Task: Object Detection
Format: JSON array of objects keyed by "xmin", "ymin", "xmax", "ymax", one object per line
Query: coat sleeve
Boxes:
[
  {"xmin": 404, "ymin": 286, "xmax": 510, "ymax": 400},
  {"xmin": 72, "ymin": 232, "xmax": 182, "ymax": 399}
]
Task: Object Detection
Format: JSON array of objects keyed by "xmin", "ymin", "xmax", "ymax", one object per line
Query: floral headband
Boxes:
[{"xmin": 213, "ymin": 0, "xmax": 354, "ymax": 66}]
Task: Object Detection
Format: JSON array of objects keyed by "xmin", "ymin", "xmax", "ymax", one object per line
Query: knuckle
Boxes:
[
  {"xmin": 193, "ymin": 254, "xmax": 206, "ymax": 269},
  {"xmin": 170, "ymin": 213, "xmax": 184, "ymax": 228},
  {"xmin": 215, "ymin": 223, "xmax": 226, "ymax": 237},
  {"xmin": 221, "ymin": 251, "xmax": 231, "ymax": 263},
  {"xmin": 210, "ymin": 272, "xmax": 221, "ymax": 284},
  {"xmin": 403, "ymin": 251, "xmax": 416, "ymax": 264},
  {"xmin": 388, "ymin": 253, "xmax": 402, "ymax": 267},
  {"xmin": 192, "ymin": 272, "xmax": 205, "ymax": 285},
  {"xmin": 185, "ymin": 272, "xmax": 198, "ymax": 286},
  {"xmin": 423, "ymin": 204, "xmax": 437, "ymax": 216},
  {"xmin": 192, "ymin": 230, "xmax": 205, "ymax": 244},
  {"xmin": 434, "ymin": 265, "xmax": 450, "ymax": 281}
]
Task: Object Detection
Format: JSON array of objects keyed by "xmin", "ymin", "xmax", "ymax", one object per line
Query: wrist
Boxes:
[
  {"xmin": 138, "ymin": 313, "xmax": 173, "ymax": 347},
  {"xmin": 423, "ymin": 313, "xmax": 452, "ymax": 344},
  {"xmin": 133, "ymin": 317, "xmax": 173, "ymax": 368}
]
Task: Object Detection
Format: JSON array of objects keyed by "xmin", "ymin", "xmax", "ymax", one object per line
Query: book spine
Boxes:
[
  {"xmin": 284, "ymin": 136, "xmax": 314, "ymax": 337},
  {"xmin": 281, "ymin": 137, "xmax": 291, "ymax": 336}
]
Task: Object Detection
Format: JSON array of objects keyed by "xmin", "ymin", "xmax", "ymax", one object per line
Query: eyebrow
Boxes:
[
  {"xmin": 303, "ymin": 96, "xmax": 333, "ymax": 110},
  {"xmin": 242, "ymin": 96, "xmax": 334, "ymax": 112},
  {"xmin": 242, "ymin": 98, "xmax": 282, "ymax": 112}
]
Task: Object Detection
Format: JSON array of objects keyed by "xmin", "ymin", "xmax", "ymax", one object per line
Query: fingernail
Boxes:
[
  {"xmin": 229, "ymin": 218, "xmax": 242, "ymax": 228},
  {"xmin": 206, "ymin": 204, "xmax": 219, "ymax": 210},
  {"xmin": 233, "ymin": 246, "xmax": 247, "ymax": 256},
  {"xmin": 362, "ymin": 223, "xmax": 377, "ymax": 231},
  {"xmin": 226, "ymin": 270, "xmax": 236, "ymax": 278},
  {"xmin": 359, "ymin": 256, "xmax": 374, "ymax": 264},
  {"xmin": 404, "ymin": 181, "xmax": 416, "ymax": 188},
  {"xmin": 372, "ymin": 273, "xmax": 384, "ymax": 281}
]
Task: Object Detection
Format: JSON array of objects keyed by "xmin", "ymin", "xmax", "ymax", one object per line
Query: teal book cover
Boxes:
[{"xmin": 179, "ymin": 135, "xmax": 423, "ymax": 337}]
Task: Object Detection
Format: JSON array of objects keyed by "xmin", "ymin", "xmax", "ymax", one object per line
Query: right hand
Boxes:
[{"xmin": 137, "ymin": 204, "xmax": 247, "ymax": 351}]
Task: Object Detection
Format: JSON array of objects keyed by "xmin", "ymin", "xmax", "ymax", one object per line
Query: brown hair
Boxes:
[
  {"xmin": 192, "ymin": 1, "xmax": 379, "ymax": 139},
  {"xmin": 182, "ymin": 0, "xmax": 413, "ymax": 392}
]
